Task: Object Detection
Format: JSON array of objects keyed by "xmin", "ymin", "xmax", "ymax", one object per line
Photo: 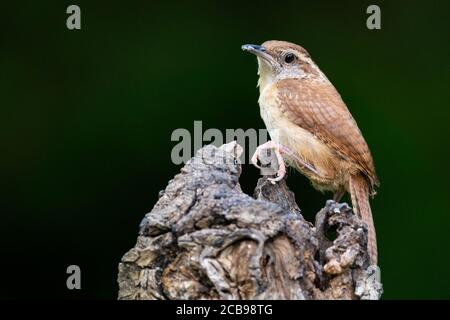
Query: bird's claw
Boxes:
[
  {"xmin": 251, "ymin": 141, "xmax": 287, "ymax": 184},
  {"xmin": 251, "ymin": 152, "xmax": 261, "ymax": 169},
  {"xmin": 268, "ymin": 167, "xmax": 286, "ymax": 184}
]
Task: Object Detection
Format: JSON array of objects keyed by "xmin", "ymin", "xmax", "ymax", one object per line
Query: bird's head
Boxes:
[{"xmin": 242, "ymin": 40, "xmax": 325, "ymax": 90}]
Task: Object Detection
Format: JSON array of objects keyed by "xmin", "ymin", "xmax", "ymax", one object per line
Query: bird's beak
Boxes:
[{"xmin": 241, "ymin": 44, "xmax": 279, "ymax": 67}]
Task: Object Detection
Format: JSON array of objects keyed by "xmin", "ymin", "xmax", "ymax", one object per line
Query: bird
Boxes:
[{"xmin": 242, "ymin": 40, "xmax": 380, "ymax": 265}]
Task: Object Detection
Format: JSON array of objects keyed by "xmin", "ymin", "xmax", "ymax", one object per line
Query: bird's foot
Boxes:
[{"xmin": 251, "ymin": 141, "xmax": 288, "ymax": 184}]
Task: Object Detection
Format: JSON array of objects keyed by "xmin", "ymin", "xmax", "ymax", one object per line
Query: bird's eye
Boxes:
[{"xmin": 284, "ymin": 53, "xmax": 296, "ymax": 63}]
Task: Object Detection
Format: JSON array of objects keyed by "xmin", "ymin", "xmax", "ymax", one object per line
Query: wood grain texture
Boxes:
[{"xmin": 117, "ymin": 143, "xmax": 382, "ymax": 300}]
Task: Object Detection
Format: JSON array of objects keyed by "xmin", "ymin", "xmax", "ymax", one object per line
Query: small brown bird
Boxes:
[{"xmin": 242, "ymin": 40, "xmax": 380, "ymax": 264}]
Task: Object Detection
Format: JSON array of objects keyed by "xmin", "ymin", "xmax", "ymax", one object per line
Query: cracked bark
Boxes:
[{"xmin": 117, "ymin": 142, "xmax": 383, "ymax": 300}]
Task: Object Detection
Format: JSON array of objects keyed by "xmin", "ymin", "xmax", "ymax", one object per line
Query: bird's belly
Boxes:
[{"xmin": 259, "ymin": 86, "xmax": 347, "ymax": 191}]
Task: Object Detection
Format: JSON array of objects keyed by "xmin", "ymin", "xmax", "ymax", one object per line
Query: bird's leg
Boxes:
[
  {"xmin": 251, "ymin": 141, "xmax": 275, "ymax": 169},
  {"xmin": 267, "ymin": 145, "xmax": 287, "ymax": 184},
  {"xmin": 252, "ymin": 141, "xmax": 323, "ymax": 184},
  {"xmin": 251, "ymin": 141, "xmax": 287, "ymax": 184},
  {"xmin": 333, "ymin": 188, "xmax": 346, "ymax": 202}
]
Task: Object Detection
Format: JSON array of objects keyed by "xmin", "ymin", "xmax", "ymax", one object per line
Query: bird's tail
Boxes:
[{"xmin": 349, "ymin": 174, "xmax": 378, "ymax": 265}]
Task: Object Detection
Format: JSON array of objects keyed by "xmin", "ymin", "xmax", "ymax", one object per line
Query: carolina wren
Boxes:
[{"xmin": 242, "ymin": 40, "xmax": 380, "ymax": 264}]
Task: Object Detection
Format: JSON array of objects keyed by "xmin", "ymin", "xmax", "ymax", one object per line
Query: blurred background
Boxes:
[{"xmin": 1, "ymin": 0, "xmax": 449, "ymax": 299}]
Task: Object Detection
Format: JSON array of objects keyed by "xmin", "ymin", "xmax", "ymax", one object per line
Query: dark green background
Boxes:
[{"xmin": 1, "ymin": 0, "xmax": 449, "ymax": 299}]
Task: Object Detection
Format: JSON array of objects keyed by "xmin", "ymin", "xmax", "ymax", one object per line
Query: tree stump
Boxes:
[{"xmin": 117, "ymin": 142, "xmax": 382, "ymax": 300}]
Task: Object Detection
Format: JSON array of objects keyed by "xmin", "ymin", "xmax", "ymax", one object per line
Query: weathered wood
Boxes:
[{"xmin": 117, "ymin": 142, "xmax": 382, "ymax": 300}]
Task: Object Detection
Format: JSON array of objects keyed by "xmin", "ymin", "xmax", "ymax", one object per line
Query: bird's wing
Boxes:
[{"xmin": 276, "ymin": 78, "xmax": 379, "ymax": 188}]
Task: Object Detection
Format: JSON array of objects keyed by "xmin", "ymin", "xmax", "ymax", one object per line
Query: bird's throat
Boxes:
[{"xmin": 257, "ymin": 58, "xmax": 276, "ymax": 93}]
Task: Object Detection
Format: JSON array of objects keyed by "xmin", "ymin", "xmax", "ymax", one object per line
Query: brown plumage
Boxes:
[{"xmin": 243, "ymin": 40, "xmax": 379, "ymax": 264}]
